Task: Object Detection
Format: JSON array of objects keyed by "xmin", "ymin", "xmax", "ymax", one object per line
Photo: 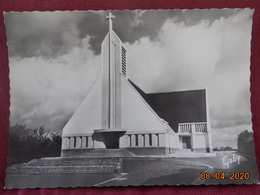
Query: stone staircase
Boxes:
[
  {"xmin": 62, "ymin": 148, "xmax": 136, "ymax": 158},
  {"xmin": 174, "ymin": 149, "xmax": 192, "ymax": 153},
  {"xmin": 81, "ymin": 149, "xmax": 136, "ymax": 157},
  {"xmin": 7, "ymin": 157, "xmax": 121, "ymax": 174},
  {"xmin": 7, "ymin": 149, "xmax": 136, "ymax": 174}
]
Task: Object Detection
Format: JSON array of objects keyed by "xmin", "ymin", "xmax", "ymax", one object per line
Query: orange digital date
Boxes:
[{"xmin": 200, "ymin": 172, "xmax": 250, "ymax": 180}]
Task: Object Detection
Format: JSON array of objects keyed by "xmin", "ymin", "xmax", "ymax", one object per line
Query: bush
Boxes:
[
  {"xmin": 7, "ymin": 124, "xmax": 61, "ymax": 166},
  {"xmin": 213, "ymin": 146, "xmax": 235, "ymax": 151},
  {"xmin": 237, "ymin": 130, "xmax": 255, "ymax": 156}
]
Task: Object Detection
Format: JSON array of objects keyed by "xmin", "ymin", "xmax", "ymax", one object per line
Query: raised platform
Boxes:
[
  {"xmin": 7, "ymin": 157, "xmax": 121, "ymax": 174},
  {"xmin": 92, "ymin": 129, "xmax": 126, "ymax": 149},
  {"xmin": 171, "ymin": 152, "xmax": 216, "ymax": 158},
  {"xmin": 61, "ymin": 148, "xmax": 136, "ymax": 157},
  {"xmin": 7, "ymin": 148, "xmax": 215, "ymax": 175}
]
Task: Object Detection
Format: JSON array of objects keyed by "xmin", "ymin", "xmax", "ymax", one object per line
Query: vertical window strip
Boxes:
[{"xmin": 121, "ymin": 46, "xmax": 127, "ymax": 77}]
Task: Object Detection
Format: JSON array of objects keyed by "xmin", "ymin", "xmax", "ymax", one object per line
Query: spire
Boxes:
[{"xmin": 106, "ymin": 12, "xmax": 115, "ymax": 32}]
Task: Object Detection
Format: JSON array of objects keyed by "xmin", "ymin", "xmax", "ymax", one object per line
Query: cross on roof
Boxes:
[{"xmin": 106, "ymin": 12, "xmax": 115, "ymax": 32}]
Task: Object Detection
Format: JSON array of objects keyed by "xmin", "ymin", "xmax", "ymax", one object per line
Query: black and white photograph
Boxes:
[{"xmin": 4, "ymin": 9, "xmax": 259, "ymax": 188}]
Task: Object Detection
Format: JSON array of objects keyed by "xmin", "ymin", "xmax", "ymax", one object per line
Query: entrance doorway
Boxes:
[
  {"xmin": 92, "ymin": 129, "xmax": 126, "ymax": 149},
  {"xmin": 181, "ymin": 136, "xmax": 191, "ymax": 149},
  {"xmin": 104, "ymin": 134, "xmax": 120, "ymax": 149}
]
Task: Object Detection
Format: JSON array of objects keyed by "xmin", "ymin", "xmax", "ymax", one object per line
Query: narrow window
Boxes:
[
  {"xmin": 74, "ymin": 137, "xmax": 76, "ymax": 148},
  {"xmin": 121, "ymin": 46, "xmax": 127, "ymax": 77},
  {"xmin": 86, "ymin": 136, "xmax": 88, "ymax": 148},
  {"xmin": 68, "ymin": 137, "xmax": 70, "ymax": 148},
  {"xmin": 135, "ymin": 135, "xmax": 138, "ymax": 147},
  {"xmin": 149, "ymin": 134, "xmax": 152, "ymax": 146},
  {"xmin": 129, "ymin": 135, "xmax": 132, "ymax": 147},
  {"xmin": 79, "ymin": 137, "xmax": 82, "ymax": 148}
]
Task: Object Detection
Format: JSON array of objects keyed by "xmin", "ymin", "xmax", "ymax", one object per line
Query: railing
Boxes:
[
  {"xmin": 178, "ymin": 123, "xmax": 192, "ymax": 133},
  {"xmin": 178, "ymin": 122, "xmax": 207, "ymax": 134},
  {"xmin": 195, "ymin": 123, "xmax": 207, "ymax": 133}
]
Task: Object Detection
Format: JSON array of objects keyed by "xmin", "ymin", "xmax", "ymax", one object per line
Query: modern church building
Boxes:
[{"xmin": 61, "ymin": 13, "xmax": 213, "ymax": 157}]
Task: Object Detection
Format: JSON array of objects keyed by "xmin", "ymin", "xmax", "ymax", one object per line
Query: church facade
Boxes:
[{"xmin": 61, "ymin": 13, "xmax": 213, "ymax": 157}]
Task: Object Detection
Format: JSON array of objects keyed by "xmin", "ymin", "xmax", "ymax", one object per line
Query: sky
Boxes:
[{"xmin": 4, "ymin": 9, "xmax": 254, "ymax": 148}]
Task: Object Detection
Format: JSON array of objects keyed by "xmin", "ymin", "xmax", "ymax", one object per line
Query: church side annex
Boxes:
[{"xmin": 61, "ymin": 13, "xmax": 213, "ymax": 157}]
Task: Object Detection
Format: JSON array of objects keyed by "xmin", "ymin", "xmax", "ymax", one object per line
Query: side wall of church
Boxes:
[
  {"xmin": 62, "ymin": 77, "xmax": 103, "ymax": 136},
  {"xmin": 121, "ymin": 76, "xmax": 166, "ymax": 132},
  {"xmin": 191, "ymin": 134, "xmax": 209, "ymax": 152},
  {"xmin": 117, "ymin": 131, "xmax": 178, "ymax": 156},
  {"xmin": 145, "ymin": 89, "xmax": 208, "ymax": 131}
]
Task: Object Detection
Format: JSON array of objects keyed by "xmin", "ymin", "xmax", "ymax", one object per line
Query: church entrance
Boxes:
[
  {"xmin": 181, "ymin": 136, "xmax": 191, "ymax": 149},
  {"xmin": 92, "ymin": 129, "xmax": 126, "ymax": 149},
  {"xmin": 103, "ymin": 134, "xmax": 120, "ymax": 149}
]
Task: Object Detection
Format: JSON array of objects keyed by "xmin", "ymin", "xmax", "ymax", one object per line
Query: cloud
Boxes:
[
  {"xmin": 131, "ymin": 10, "xmax": 146, "ymax": 27},
  {"xmin": 5, "ymin": 9, "xmax": 246, "ymax": 57},
  {"xmin": 125, "ymin": 9, "xmax": 254, "ymax": 147},
  {"xmin": 212, "ymin": 124, "xmax": 253, "ymax": 149},
  {"xmin": 126, "ymin": 18, "xmax": 223, "ymax": 92},
  {"xmin": 4, "ymin": 11, "xmax": 107, "ymax": 57},
  {"xmin": 6, "ymin": 9, "xmax": 254, "ymax": 148},
  {"xmin": 9, "ymin": 36, "xmax": 101, "ymax": 131}
]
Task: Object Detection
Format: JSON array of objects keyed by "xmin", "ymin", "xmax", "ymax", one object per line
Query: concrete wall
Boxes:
[
  {"xmin": 130, "ymin": 82, "xmax": 207, "ymax": 132},
  {"xmin": 62, "ymin": 77, "xmax": 103, "ymax": 136},
  {"xmin": 191, "ymin": 134, "xmax": 208, "ymax": 152},
  {"xmin": 61, "ymin": 131, "xmax": 178, "ymax": 157},
  {"xmin": 101, "ymin": 31, "xmax": 123, "ymax": 129},
  {"xmin": 119, "ymin": 131, "xmax": 171, "ymax": 148},
  {"xmin": 61, "ymin": 130, "xmax": 215, "ymax": 156},
  {"xmin": 121, "ymin": 77, "xmax": 166, "ymax": 132},
  {"xmin": 101, "ymin": 33, "xmax": 110, "ymax": 128},
  {"xmin": 62, "ymin": 131, "xmax": 176, "ymax": 150},
  {"xmin": 61, "ymin": 134, "xmax": 106, "ymax": 150},
  {"xmin": 126, "ymin": 147, "xmax": 167, "ymax": 156}
]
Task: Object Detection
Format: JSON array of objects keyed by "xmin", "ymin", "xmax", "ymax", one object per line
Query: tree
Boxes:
[
  {"xmin": 7, "ymin": 124, "xmax": 62, "ymax": 166},
  {"xmin": 213, "ymin": 146, "xmax": 234, "ymax": 151},
  {"xmin": 237, "ymin": 130, "xmax": 255, "ymax": 156}
]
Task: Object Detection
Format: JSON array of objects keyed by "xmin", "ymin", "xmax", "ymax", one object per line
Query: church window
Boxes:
[
  {"xmin": 68, "ymin": 137, "xmax": 70, "ymax": 148},
  {"xmin": 79, "ymin": 137, "xmax": 82, "ymax": 148},
  {"xmin": 86, "ymin": 136, "xmax": 88, "ymax": 148},
  {"xmin": 129, "ymin": 135, "xmax": 131, "ymax": 147},
  {"xmin": 156, "ymin": 134, "xmax": 159, "ymax": 146},
  {"xmin": 121, "ymin": 46, "xmax": 127, "ymax": 77},
  {"xmin": 74, "ymin": 137, "xmax": 76, "ymax": 148},
  {"xmin": 143, "ymin": 134, "xmax": 145, "ymax": 147},
  {"xmin": 135, "ymin": 135, "xmax": 138, "ymax": 147},
  {"xmin": 149, "ymin": 134, "xmax": 152, "ymax": 146}
]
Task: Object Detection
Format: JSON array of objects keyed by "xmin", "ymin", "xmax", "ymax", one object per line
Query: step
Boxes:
[
  {"xmin": 7, "ymin": 165, "xmax": 116, "ymax": 174},
  {"xmin": 27, "ymin": 158, "xmax": 119, "ymax": 166},
  {"xmin": 7, "ymin": 157, "xmax": 120, "ymax": 174},
  {"xmin": 81, "ymin": 149, "xmax": 136, "ymax": 157},
  {"xmin": 174, "ymin": 149, "xmax": 192, "ymax": 153}
]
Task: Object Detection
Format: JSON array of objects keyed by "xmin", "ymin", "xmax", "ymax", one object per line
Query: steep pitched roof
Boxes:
[{"xmin": 129, "ymin": 80, "xmax": 207, "ymax": 132}]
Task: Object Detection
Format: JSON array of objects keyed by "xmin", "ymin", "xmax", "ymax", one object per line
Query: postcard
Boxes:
[{"xmin": 4, "ymin": 9, "xmax": 259, "ymax": 188}]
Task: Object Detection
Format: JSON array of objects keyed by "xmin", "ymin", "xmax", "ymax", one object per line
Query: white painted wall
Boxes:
[
  {"xmin": 192, "ymin": 134, "xmax": 207, "ymax": 149},
  {"xmin": 62, "ymin": 77, "xmax": 102, "ymax": 135},
  {"xmin": 121, "ymin": 77, "xmax": 165, "ymax": 132}
]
